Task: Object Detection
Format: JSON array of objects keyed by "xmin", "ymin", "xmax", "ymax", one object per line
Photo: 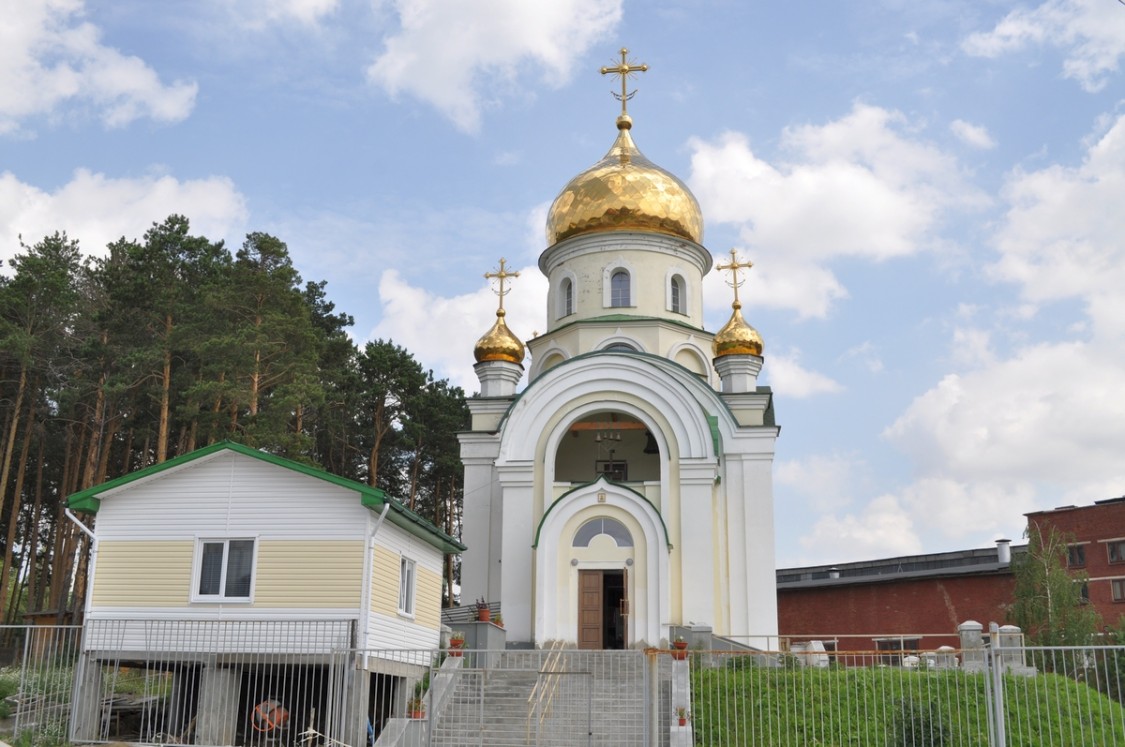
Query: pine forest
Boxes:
[{"xmin": 0, "ymin": 215, "xmax": 470, "ymax": 622}]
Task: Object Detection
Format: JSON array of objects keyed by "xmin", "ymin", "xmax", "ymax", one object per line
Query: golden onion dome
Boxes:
[
  {"xmin": 545, "ymin": 115, "xmax": 704, "ymax": 246},
  {"xmin": 474, "ymin": 308, "xmax": 525, "ymax": 365},
  {"xmin": 712, "ymin": 301, "xmax": 764, "ymax": 358}
]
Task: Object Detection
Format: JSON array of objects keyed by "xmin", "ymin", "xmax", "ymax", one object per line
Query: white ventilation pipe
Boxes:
[{"xmin": 996, "ymin": 538, "xmax": 1011, "ymax": 565}]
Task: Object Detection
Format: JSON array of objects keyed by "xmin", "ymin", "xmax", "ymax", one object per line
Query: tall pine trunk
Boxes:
[
  {"xmin": 0, "ymin": 396, "xmax": 34, "ymax": 617},
  {"xmin": 157, "ymin": 315, "xmax": 173, "ymax": 463},
  {"xmin": 0, "ymin": 366, "xmax": 27, "ymax": 527}
]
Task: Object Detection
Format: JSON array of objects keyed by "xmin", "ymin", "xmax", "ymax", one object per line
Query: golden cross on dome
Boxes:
[
  {"xmin": 600, "ymin": 47, "xmax": 648, "ymax": 118},
  {"xmin": 717, "ymin": 249, "xmax": 753, "ymax": 306},
  {"xmin": 484, "ymin": 258, "xmax": 519, "ymax": 311}
]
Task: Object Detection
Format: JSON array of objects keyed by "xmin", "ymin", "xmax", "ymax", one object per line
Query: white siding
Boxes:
[
  {"xmin": 364, "ymin": 524, "xmax": 445, "ymax": 650},
  {"xmin": 95, "ymin": 451, "xmax": 369, "ymax": 541}
]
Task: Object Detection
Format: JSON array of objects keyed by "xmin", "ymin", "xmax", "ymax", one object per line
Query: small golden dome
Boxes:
[
  {"xmin": 474, "ymin": 309, "xmax": 525, "ymax": 364},
  {"xmin": 712, "ymin": 301, "xmax": 764, "ymax": 358},
  {"xmin": 546, "ymin": 117, "xmax": 704, "ymax": 246}
]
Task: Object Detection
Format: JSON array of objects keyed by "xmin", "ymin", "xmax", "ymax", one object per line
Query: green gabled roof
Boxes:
[
  {"xmin": 532, "ymin": 476, "xmax": 671, "ymax": 549},
  {"xmin": 66, "ymin": 440, "xmax": 466, "ymax": 554}
]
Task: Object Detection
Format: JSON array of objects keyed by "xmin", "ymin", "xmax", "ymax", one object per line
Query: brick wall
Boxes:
[
  {"xmin": 777, "ymin": 572, "xmax": 1016, "ymax": 650},
  {"xmin": 1027, "ymin": 499, "xmax": 1125, "ymax": 628}
]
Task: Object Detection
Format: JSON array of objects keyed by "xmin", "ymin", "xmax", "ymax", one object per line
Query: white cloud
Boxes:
[
  {"xmin": 367, "ymin": 0, "xmax": 622, "ymax": 132},
  {"xmin": 371, "ymin": 266, "xmax": 548, "ymax": 393},
  {"xmin": 777, "ymin": 453, "xmax": 865, "ymax": 513},
  {"xmin": 689, "ymin": 103, "xmax": 983, "ymax": 318},
  {"xmin": 840, "ymin": 341, "xmax": 884, "ymax": 374},
  {"xmin": 897, "ymin": 478, "xmax": 1036, "ymax": 544},
  {"xmin": 0, "ymin": 169, "xmax": 248, "ymax": 263},
  {"xmin": 949, "ymin": 327, "xmax": 994, "ymax": 369},
  {"xmin": 950, "ymin": 119, "xmax": 996, "ymax": 149},
  {"xmin": 211, "ymin": 0, "xmax": 340, "ymax": 28},
  {"xmin": 0, "ymin": 0, "xmax": 197, "ymax": 134},
  {"xmin": 988, "ymin": 113, "xmax": 1125, "ymax": 338},
  {"xmin": 885, "ymin": 341, "xmax": 1125, "ymax": 491},
  {"xmin": 861, "ymin": 111, "xmax": 1125, "ymax": 557},
  {"xmin": 799, "ymin": 494, "xmax": 922, "ymax": 563},
  {"xmin": 764, "ymin": 350, "xmax": 843, "ymax": 399},
  {"xmin": 962, "ymin": 0, "xmax": 1125, "ymax": 93}
]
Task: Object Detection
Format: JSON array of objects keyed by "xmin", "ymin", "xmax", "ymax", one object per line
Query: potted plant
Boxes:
[
  {"xmin": 671, "ymin": 635, "xmax": 689, "ymax": 660},
  {"xmin": 407, "ymin": 695, "xmax": 425, "ymax": 719},
  {"xmin": 475, "ymin": 597, "xmax": 491, "ymax": 622},
  {"xmin": 448, "ymin": 631, "xmax": 465, "ymax": 656},
  {"xmin": 676, "ymin": 707, "xmax": 690, "ymax": 727},
  {"xmin": 494, "ymin": 613, "xmax": 504, "ymax": 629}
]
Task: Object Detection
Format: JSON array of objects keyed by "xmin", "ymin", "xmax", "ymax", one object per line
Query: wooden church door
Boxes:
[{"xmin": 578, "ymin": 569, "xmax": 628, "ymax": 649}]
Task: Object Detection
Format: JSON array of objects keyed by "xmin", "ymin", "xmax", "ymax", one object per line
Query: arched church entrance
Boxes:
[
  {"xmin": 535, "ymin": 481, "xmax": 670, "ymax": 647},
  {"xmin": 574, "ymin": 517, "xmax": 632, "ymax": 649}
]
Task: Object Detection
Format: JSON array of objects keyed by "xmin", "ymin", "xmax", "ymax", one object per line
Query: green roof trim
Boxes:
[
  {"xmin": 532, "ymin": 476, "xmax": 671, "ymax": 549},
  {"xmin": 66, "ymin": 440, "xmax": 465, "ymax": 554},
  {"xmin": 706, "ymin": 414, "xmax": 721, "ymax": 457},
  {"xmin": 546, "ymin": 313, "xmax": 707, "ymax": 336}
]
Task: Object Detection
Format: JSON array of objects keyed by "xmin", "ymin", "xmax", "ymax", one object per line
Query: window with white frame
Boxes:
[
  {"xmin": 399, "ymin": 556, "xmax": 416, "ymax": 615},
  {"xmin": 561, "ymin": 278, "xmax": 574, "ymax": 317},
  {"xmin": 1112, "ymin": 579, "xmax": 1125, "ymax": 603},
  {"xmin": 610, "ymin": 270, "xmax": 630, "ymax": 307},
  {"xmin": 670, "ymin": 275, "xmax": 684, "ymax": 314},
  {"xmin": 194, "ymin": 538, "xmax": 255, "ymax": 601}
]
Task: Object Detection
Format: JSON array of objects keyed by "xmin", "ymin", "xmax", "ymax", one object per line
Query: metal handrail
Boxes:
[{"xmin": 525, "ymin": 641, "xmax": 568, "ymax": 742}]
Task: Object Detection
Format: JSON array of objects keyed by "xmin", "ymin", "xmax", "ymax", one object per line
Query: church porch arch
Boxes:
[{"xmin": 534, "ymin": 480, "xmax": 670, "ymax": 646}]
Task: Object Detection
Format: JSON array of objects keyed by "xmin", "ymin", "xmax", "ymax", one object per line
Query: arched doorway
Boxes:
[{"xmin": 573, "ymin": 517, "xmax": 633, "ymax": 649}]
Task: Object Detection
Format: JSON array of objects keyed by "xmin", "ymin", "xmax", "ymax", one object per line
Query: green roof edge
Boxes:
[
  {"xmin": 66, "ymin": 440, "xmax": 465, "ymax": 554},
  {"xmin": 532, "ymin": 476, "xmax": 671, "ymax": 549}
]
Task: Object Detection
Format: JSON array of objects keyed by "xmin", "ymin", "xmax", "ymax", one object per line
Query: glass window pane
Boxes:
[
  {"xmin": 198, "ymin": 542, "xmax": 223, "ymax": 595},
  {"xmin": 611, "ymin": 271, "xmax": 630, "ymax": 307},
  {"xmin": 224, "ymin": 540, "xmax": 255, "ymax": 598}
]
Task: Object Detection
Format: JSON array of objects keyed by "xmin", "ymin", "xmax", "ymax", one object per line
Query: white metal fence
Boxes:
[{"xmin": 3, "ymin": 626, "xmax": 1125, "ymax": 746}]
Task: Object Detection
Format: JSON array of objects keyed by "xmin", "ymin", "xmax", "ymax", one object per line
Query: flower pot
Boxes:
[
  {"xmin": 410, "ymin": 710, "xmax": 425, "ymax": 720},
  {"xmin": 449, "ymin": 639, "xmax": 464, "ymax": 656},
  {"xmin": 678, "ymin": 717, "xmax": 687, "ymax": 727},
  {"xmin": 477, "ymin": 608, "xmax": 491, "ymax": 623},
  {"xmin": 672, "ymin": 640, "xmax": 688, "ymax": 660}
]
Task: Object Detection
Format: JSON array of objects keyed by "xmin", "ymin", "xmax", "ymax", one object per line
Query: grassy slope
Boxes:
[{"xmin": 692, "ymin": 666, "xmax": 1125, "ymax": 747}]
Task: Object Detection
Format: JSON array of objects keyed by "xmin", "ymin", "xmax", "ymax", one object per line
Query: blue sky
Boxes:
[{"xmin": 3, "ymin": 0, "xmax": 1124, "ymax": 566}]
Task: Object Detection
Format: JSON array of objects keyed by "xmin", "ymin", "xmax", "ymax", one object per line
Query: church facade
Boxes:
[{"xmin": 460, "ymin": 61, "xmax": 779, "ymax": 649}]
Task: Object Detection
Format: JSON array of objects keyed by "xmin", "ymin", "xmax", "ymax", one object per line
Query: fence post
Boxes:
[
  {"xmin": 647, "ymin": 648, "xmax": 660, "ymax": 747},
  {"xmin": 989, "ymin": 622, "xmax": 1006, "ymax": 747}
]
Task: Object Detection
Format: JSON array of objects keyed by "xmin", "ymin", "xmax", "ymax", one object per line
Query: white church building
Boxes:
[{"xmin": 460, "ymin": 57, "xmax": 779, "ymax": 649}]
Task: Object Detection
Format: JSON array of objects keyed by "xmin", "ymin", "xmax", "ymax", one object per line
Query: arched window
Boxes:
[
  {"xmin": 561, "ymin": 278, "xmax": 574, "ymax": 317},
  {"xmin": 573, "ymin": 517, "xmax": 634, "ymax": 547},
  {"xmin": 610, "ymin": 270, "xmax": 630, "ymax": 307},
  {"xmin": 604, "ymin": 342, "xmax": 636, "ymax": 352},
  {"xmin": 670, "ymin": 275, "xmax": 684, "ymax": 314}
]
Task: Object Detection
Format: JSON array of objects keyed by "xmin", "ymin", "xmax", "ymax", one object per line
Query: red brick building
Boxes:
[
  {"xmin": 1026, "ymin": 496, "xmax": 1125, "ymax": 629},
  {"xmin": 776, "ymin": 542, "xmax": 1020, "ymax": 652},
  {"xmin": 776, "ymin": 498, "xmax": 1125, "ymax": 652}
]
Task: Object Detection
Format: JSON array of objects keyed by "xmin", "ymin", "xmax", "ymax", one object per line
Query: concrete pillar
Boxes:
[
  {"xmin": 958, "ymin": 620, "xmax": 986, "ymax": 673},
  {"xmin": 679, "ymin": 462, "xmax": 717, "ymax": 630},
  {"xmin": 498, "ymin": 465, "xmax": 535, "ymax": 644},
  {"xmin": 343, "ymin": 666, "xmax": 371, "ymax": 747},
  {"xmin": 69, "ymin": 654, "xmax": 105, "ymax": 742},
  {"xmin": 196, "ymin": 664, "xmax": 241, "ymax": 745},
  {"xmin": 458, "ymin": 432, "xmax": 502, "ymax": 603}
]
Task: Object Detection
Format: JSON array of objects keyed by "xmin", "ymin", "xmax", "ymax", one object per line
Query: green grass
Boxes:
[
  {"xmin": 0, "ymin": 666, "xmax": 18, "ymax": 719},
  {"xmin": 692, "ymin": 664, "xmax": 1125, "ymax": 747}
]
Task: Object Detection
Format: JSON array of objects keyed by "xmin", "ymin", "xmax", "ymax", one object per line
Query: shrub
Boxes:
[{"xmin": 886, "ymin": 697, "xmax": 950, "ymax": 747}]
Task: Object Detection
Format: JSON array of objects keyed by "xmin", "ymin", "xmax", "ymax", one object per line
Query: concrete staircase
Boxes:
[{"xmin": 428, "ymin": 650, "xmax": 652, "ymax": 747}]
